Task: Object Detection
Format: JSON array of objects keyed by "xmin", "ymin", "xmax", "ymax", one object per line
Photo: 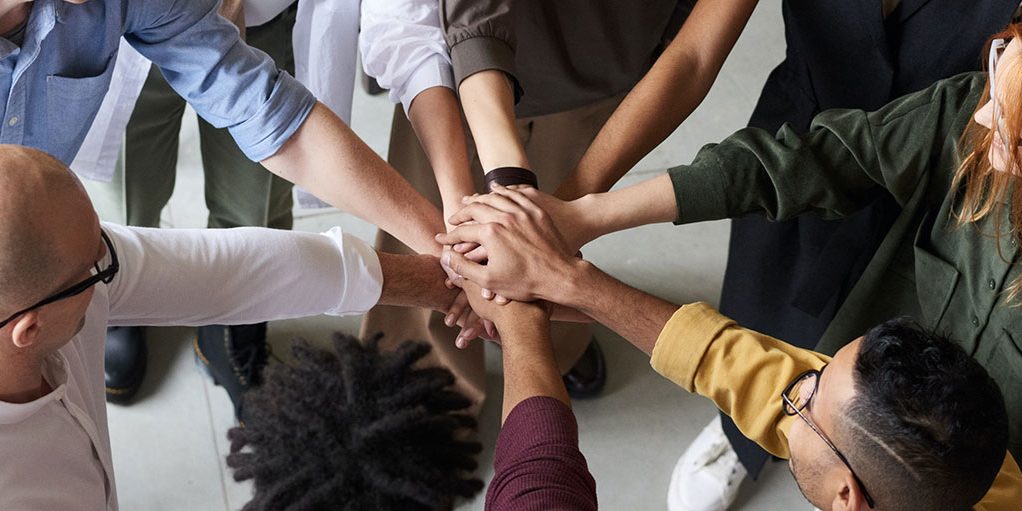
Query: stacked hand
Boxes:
[{"xmin": 437, "ymin": 185, "xmax": 588, "ymax": 326}]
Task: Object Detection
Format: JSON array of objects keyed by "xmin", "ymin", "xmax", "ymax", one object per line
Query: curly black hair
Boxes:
[
  {"xmin": 841, "ymin": 318, "xmax": 1009, "ymax": 511},
  {"xmin": 226, "ymin": 333, "xmax": 483, "ymax": 511}
]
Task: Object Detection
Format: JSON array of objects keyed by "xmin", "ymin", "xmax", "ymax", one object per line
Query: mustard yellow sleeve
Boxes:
[
  {"xmin": 975, "ymin": 453, "xmax": 1022, "ymax": 511},
  {"xmin": 650, "ymin": 302, "xmax": 831, "ymax": 458}
]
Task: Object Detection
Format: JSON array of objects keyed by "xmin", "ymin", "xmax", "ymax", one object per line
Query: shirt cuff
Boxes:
[
  {"xmin": 450, "ymin": 36, "xmax": 523, "ymax": 103},
  {"xmin": 650, "ymin": 302, "xmax": 736, "ymax": 392},
  {"xmin": 400, "ymin": 55, "xmax": 456, "ymax": 115},
  {"xmin": 668, "ymin": 157, "xmax": 730, "ymax": 225},
  {"xmin": 227, "ymin": 71, "xmax": 317, "ymax": 162},
  {"xmin": 494, "ymin": 396, "xmax": 579, "ymax": 469},
  {"xmin": 319, "ymin": 228, "xmax": 383, "ymax": 316}
]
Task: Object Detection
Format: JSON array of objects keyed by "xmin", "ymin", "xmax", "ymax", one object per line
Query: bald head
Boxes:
[{"xmin": 0, "ymin": 145, "xmax": 98, "ymax": 312}]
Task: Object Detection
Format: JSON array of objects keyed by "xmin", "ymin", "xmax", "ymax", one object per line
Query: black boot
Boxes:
[
  {"xmin": 105, "ymin": 326, "xmax": 147, "ymax": 404},
  {"xmin": 563, "ymin": 338, "xmax": 607, "ymax": 399},
  {"xmin": 193, "ymin": 323, "xmax": 269, "ymax": 422}
]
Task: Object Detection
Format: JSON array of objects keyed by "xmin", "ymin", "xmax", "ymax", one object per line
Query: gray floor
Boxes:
[{"xmin": 100, "ymin": 1, "xmax": 810, "ymax": 509}]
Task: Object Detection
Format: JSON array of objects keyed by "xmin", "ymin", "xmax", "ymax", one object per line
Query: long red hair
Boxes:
[{"xmin": 954, "ymin": 22, "xmax": 1022, "ymax": 304}]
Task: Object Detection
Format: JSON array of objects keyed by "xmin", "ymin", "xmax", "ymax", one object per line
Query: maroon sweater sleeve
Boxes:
[{"xmin": 485, "ymin": 396, "xmax": 598, "ymax": 511}]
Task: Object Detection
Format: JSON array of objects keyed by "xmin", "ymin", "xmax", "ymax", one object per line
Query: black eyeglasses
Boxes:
[
  {"xmin": 782, "ymin": 366, "xmax": 876, "ymax": 508},
  {"xmin": 0, "ymin": 229, "xmax": 119, "ymax": 329}
]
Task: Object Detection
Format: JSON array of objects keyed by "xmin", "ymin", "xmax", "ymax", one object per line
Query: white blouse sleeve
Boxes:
[{"xmin": 359, "ymin": 0, "xmax": 455, "ymax": 114}]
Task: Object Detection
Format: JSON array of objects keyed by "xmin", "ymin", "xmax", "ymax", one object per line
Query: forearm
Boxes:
[
  {"xmin": 459, "ymin": 70, "xmax": 529, "ymax": 172},
  {"xmin": 548, "ymin": 260, "xmax": 677, "ymax": 355},
  {"xmin": 574, "ymin": 173, "xmax": 678, "ymax": 241},
  {"xmin": 262, "ymin": 103, "xmax": 445, "ymax": 256},
  {"xmin": 407, "ymin": 87, "xmax": 476, "ymax": 222},
  {"xmin": 377, "ymin": 252, "xmax": 457, "ymax": 312},
  {"xmin": 555, "ymin": 0, "xmax": 756, "ymax": 200},
  {"xmin": 498, "ymin": 315, "xmax": 568, "ymax": 422}
]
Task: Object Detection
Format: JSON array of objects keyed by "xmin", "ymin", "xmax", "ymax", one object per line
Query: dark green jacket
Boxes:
[{"xmin": 669, "ymin": 73, "xmax": 1022, "ymax": 456}]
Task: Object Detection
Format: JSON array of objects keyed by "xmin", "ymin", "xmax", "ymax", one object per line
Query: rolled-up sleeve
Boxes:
[
  {"xmin": 122, "ymin": 0, "xmax": 316, "ymax": 161},
  {"xmin": 361, "ymin": 0, "xmax": 455, "ymax": 114},
  {"xmin": 439, "ymin": 0, "xmax": 520, "ymax": 99}
]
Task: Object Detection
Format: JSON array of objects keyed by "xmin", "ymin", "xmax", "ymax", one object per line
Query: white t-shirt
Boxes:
[{"xmin": 0, "ymin": 222, "xmax": 382, "ymax": 510}]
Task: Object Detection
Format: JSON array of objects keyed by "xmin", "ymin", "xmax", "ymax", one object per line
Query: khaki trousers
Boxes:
[
  {"xmin": 85, "ymin": 5, "xmax": 297, "ymax": 230},
  {"xmin": 360, "ymin": 93, "xmax": 624, "ymax": 415}
]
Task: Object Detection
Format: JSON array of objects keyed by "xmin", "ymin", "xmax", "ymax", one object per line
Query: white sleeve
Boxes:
[
  {"xmin": 359, "ymin": 0, "xmax": 455, "ymax": 114},
  {"xmin": 103, "ymin": 222, "xmax": 383, "ymax": 327}
]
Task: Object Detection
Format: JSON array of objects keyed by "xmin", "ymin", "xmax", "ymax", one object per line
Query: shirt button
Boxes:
[
  {"xmin": 1012, "ymin": 237, "xmax": 1018, "ymax": 247},
  {"xmin": 988, "ymin": 279, "xmax": 997, "ymax": 290},
  {"xmin": 7, "ymin": 116, "xmax": 17, "ymax": 126},
  {"xmin": 971, "ymin": 315, "xmax": 980, "ymax": 327}
]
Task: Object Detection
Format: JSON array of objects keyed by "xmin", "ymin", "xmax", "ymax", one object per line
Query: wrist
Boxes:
[
  {"xmin": 540, "ymin": 257, "xmax": 594, "ymax": 306},
  {"xmin": 572, "ymin": 193, "xmax": 606, "ymax": 245}
]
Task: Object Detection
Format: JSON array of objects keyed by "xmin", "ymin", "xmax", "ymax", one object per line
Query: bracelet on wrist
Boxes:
[{"xmin": 484, "ymin": 166, "xmax": 538, "ymax": 193}]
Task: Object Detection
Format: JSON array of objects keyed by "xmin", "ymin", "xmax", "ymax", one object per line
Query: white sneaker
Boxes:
[{"xmin": 667, "ymin": 417, "xmax": 748, "ymax": 511}]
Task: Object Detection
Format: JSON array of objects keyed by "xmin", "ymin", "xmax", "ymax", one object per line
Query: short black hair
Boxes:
[
  {"xmin": 226, "ymin": 333, "xmax": 483, "ymax": 510},
  {"xmin": 840, "ymin": 318, "xmax": 1008, "ymax": 511}
]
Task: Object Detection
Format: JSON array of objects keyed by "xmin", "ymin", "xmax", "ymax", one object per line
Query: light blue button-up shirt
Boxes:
[{"xmin": 1, "ymin": 0, "xmax": 316, "ymax": 165}]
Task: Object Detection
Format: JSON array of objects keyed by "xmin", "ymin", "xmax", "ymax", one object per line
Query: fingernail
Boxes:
[
  {"xmin": 482, "ymin": 289, "xmax": 493, "ymax": 299},
  {"xmin": 445, "ymin": 314, "xmax": 454, "ymax": 326},
  {"xmin": 441, "ymin": 251, "xmax": 450, "ymax": 266}
]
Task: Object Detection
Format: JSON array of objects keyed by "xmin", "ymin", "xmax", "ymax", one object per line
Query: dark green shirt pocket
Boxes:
[{"xmin": 914, "ymin": 247, "xmax": 960, "ymax": 328}]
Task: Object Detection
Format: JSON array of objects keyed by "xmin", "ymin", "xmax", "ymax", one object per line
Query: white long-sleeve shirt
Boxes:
[
  {"xmin": 359, "ymin": 0, "xmax": 455, "ymax": 114},
  {"xmin": 0, "ymin": 222, "xmax": 382, "ymax": 511}
]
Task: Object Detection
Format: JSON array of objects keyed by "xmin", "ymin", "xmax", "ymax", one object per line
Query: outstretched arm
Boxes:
[
  {"xmin": 262, "ymin": 103, "xmax": 446, "ymax": 256},
  {"xmin": 360, "ymin": 0, "xmax": 476, "ymax": 223},
  {"xmin": 556, "ymin": 0, "xmax": 757, "ymax": 200}
]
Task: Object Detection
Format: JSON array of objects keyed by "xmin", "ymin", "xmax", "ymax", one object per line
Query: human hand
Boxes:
[
  {"xmin": 455, "ymin": 280, "xmax": 550, "ymax": 349},
  {"xmin": 437, "ymin": 185, "xmax": 584, "ymax": 304},
  {"xmin": 449, "ymin": 186, "xmax": 598, "ymax": 256}
]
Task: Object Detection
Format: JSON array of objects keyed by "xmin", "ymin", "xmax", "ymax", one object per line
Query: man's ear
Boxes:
[
  {"xmin": 831, "ymin": 472, "xmax": 868, "ymax": 511},
  {"xmin": 10, "ymin": 311, "xmax": 41, "ymax": 349}
]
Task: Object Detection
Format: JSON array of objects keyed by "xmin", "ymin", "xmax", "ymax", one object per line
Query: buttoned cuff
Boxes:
[
  {"xmin": 400, "ymin": 55, "xmax": 456, "ymax": 115},
  {"xmin": 668, "ymin": 156, "xmax": 730, "ymax": 225},
  {"xmin": 650, "ymin": 302, "xmax": 735, "ymax": 392},
  {"xmin": 450, "ymin": 36, "xmax": 523, "ymax": 103},
  {"xmin": 228, "ymin": 71, "xmax": 317, "ymax": 162},
  {"xmin": 319, "ymin": 227, "xmax": 383, "ymax": 316}
]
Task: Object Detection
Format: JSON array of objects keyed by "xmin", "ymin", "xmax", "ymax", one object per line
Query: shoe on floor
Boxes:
[
  {"xmin": 193, "ymin": 323, "xmax": 269, "ymax": 422},
  {"xmin": 667, "ymin": 416, "xmax": 748, "ymax": 511},
  {"xmin": 563, "ymin": 338, "xmax": 607, "ymax": 399},
  {"xmin": 105, "ymin": 326, "xmax": 147, "ymax": 405}
]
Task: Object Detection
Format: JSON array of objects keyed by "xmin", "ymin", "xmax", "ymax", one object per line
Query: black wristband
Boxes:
[{"xmin": 484, "ymin": 166, "xmax": 538, "ymax": 193}]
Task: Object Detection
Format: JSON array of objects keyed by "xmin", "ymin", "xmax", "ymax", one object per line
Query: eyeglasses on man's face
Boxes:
[
  {"xmin": 782, "ymin": 366, "xmax": 876, "ymax": 509},
  {"xmin": 0, "ymin": 229, "xmax": 119, "ymax": 330}
]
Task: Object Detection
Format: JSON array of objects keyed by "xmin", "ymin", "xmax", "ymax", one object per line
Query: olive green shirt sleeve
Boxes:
[
  {"xmin": 649, "ymin": 302, "xmax": 830, "ymax": 458},
  {"xmin": 649, "ymin": 302, "xmax": 1022, "ymax": 508},
  {"xmin": 667, "ymin": 73, "xmax": 986, "ymax": 225},
  {"xmin": 439, "ymin": 0, "xmax": 522, "ymax": 100}
]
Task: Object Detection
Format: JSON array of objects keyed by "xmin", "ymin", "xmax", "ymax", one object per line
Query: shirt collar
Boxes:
[{"xmin": 0, "ymin": 350, "xmax": 69, "ymax": 425}]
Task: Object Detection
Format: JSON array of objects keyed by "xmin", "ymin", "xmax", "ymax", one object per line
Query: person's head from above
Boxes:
[
  {"xmin": 784, "ymin": 318, "xmax": 1008, "ymax": 511},
  {"xmin": 227, "ymin": 333, "xmax": 484, "ymax": 511},
  {"xmin": 960, "ymin": 22, "xmax": 1022, "ymax": 301},
  {"xmin": 0, "ymin": 145, "xmax": 109, "ymax": 369}
]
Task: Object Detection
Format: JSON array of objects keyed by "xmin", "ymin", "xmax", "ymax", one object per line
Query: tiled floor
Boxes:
[{"xmin": 97, "ymin": 1, "xmax": 811, "ymax": 509}]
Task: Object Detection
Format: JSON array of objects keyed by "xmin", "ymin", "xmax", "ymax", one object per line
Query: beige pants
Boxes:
[{"xmin": 360, "ymin": 94, "xmax": 623, "ymax": 415}]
